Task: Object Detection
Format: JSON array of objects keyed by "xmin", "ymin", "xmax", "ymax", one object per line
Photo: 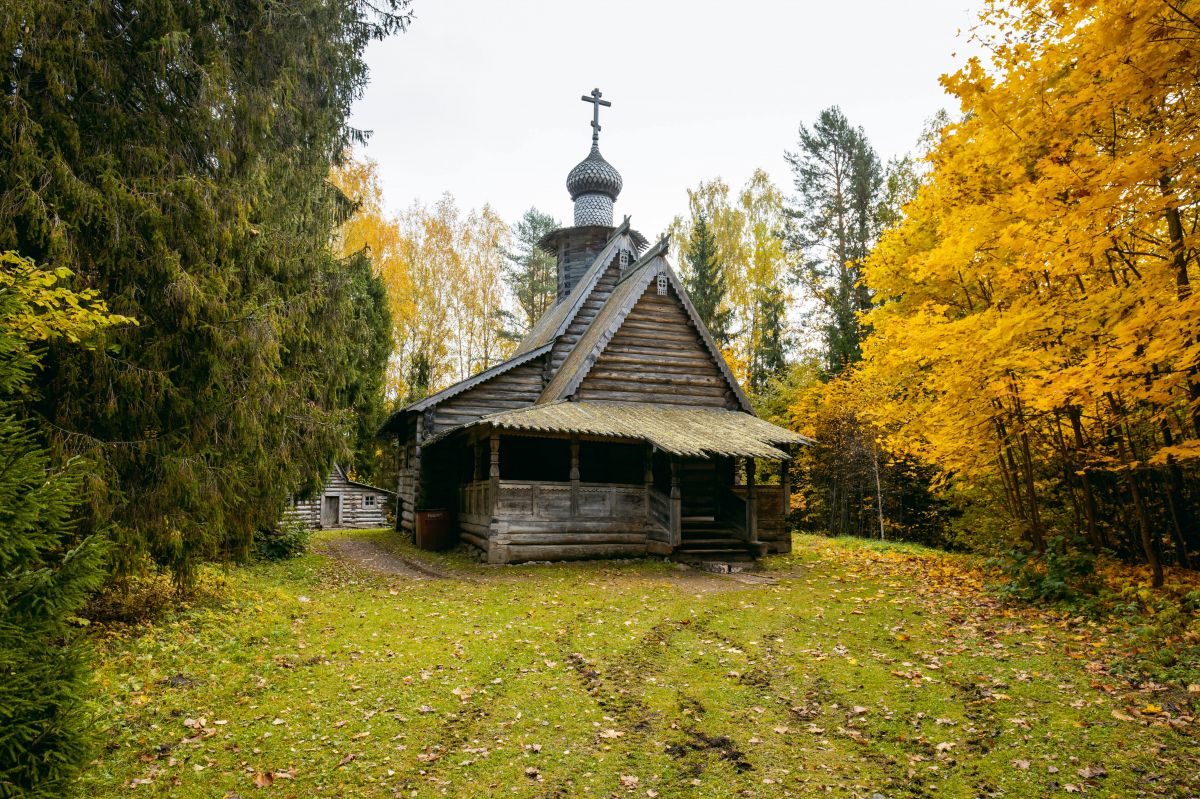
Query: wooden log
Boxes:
[
  {"xmin": 505, "ymin": 543, "xmax": 647, "ymax": 562},
  {"xmin": 460, "ymin": 531, "xmax": 488, "ymax": 551},
  {"xmin": 503, "ymin": 532, "xmax": 647, "ymax": 545},
  {"xmin": 578, "ymin": 379, "xmax": 731, "ymax": 398}
]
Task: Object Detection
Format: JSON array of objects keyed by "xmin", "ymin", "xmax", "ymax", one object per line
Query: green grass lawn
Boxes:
[{"xmin": 82, "ymin": 531, "xmax": 1198, "ymax": 798}]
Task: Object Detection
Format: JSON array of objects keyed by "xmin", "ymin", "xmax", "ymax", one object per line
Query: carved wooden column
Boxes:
[
  {"xmin": 569, "ymin": 436, "xmax": 581, "ymax": 518},
  {"xmin": 669, "ymin": 458, "xmax": 682, "ymax": 547},
  {"xmin": 487, "ymin": 430, "xmax": 506, "ymax": 564},
  {"xmin": 746, "ymin": 458, "xmax": 758, "ymax": 545},
  {"xmin": 488, "ymin": 432, "xmax": 500, "ymax": 494}
]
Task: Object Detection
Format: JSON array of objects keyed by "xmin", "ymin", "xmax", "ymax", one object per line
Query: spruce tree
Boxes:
[
  {"xmin": 0, "ymin": 0, "xmax": 409, "ymax": 580},
  {"xmin": 682, "ymin": 213, "xmax": 734, "ymax": 349},
  {"xmin": 500, "ymin": 208, "xmax": 559, "ymax": 338},
  {"xmin": 749, "ymin": 285, "xmax": 788, "ymax": 394}
]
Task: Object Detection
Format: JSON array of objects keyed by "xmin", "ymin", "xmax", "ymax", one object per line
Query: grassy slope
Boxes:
[{"xmin": 83, "ymin": 532, "xmax": 1198, "ymax": 798}]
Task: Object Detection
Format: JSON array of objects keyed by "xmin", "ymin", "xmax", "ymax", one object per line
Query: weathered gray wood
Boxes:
[
  {"xmin": 503, "ymin": 543, "xmax": 647, "ymax": 562},
  {"xmin": 283, "ymin": 464, "xmax": 392, "ymax": 531}
]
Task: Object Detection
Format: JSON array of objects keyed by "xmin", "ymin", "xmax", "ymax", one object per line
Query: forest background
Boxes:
[{"xmin": 1, "ymin": 0, "xmax": 1199, "ymax": 796}]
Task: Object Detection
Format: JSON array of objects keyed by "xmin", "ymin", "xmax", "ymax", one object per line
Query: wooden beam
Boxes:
[
  {"xmin": 746, "ymin": 458, "xmax": 758, "ymax": 545},
  {"xmin": 570, "ymin": 436, "xmax": 581, "ymax": 517},
  {"xmin": 669, "ymin": 458, "xmax": 682, "ymax": 548}
]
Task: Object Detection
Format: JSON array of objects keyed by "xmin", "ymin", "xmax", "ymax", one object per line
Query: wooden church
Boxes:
[{"xmin": 380, "ymin": 90, "xmax": 810, "ymax": 564}]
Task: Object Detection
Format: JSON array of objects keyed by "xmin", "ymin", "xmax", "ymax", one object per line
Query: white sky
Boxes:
[{"xmin": 349, "ymin": 0, "xmax": 981, "ymax": 239}]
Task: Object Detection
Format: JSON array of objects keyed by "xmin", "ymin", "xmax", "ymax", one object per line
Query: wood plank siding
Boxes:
[
  {"xmin": 283, "ymin": 465, "xmax": 392, "ymax": 530},
  {"xmin": 546, "ymin": 256, "xmax": 622, "ymax": 377},
  {"xmin": 429, "ymin": 358, "xmax": 547, "ymax": 435},
  {"xmin": 574, "ymin": 283, "xmax": 738, "ymax": 409}
]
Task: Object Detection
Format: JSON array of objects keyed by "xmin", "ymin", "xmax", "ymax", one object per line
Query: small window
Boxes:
[
  {"xmin": 365, "ymin": 495, "xmax": 376, "ymax": 507},
  {"xmin": 619, "ymin": 249, "xmax": 630, "ymax": 269},
  {"xmin": 656, "ymin": 274, "xmax": 668, "ymax": 295}
]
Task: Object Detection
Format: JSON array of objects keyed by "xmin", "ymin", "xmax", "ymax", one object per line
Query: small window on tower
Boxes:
[
  {"xmin": 656, "ymin": 274, "xmax": 668, "ymax": 295},
  {"xmin": 619, "ymin": 249, "xmax": 630, "ymax": 269}
]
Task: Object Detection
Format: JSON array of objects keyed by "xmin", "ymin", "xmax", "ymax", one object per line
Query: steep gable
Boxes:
[
  {"xmin": 575, "ymin": 280, "xmax": 738, "ymax": 408},
  {"xmin": 539, "ymin": 243, "xmax": 751, "ymax": 411}
]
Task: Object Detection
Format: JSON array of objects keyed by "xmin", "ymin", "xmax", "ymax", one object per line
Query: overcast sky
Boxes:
[{"xmin": 349, "ymin": 0, "xmax": 981, "ymax": 238}]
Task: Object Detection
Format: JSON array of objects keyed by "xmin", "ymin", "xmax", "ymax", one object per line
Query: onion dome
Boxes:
[{"xmin": 566, "ymin": 145, "xmax": 623, "ymax": 202}]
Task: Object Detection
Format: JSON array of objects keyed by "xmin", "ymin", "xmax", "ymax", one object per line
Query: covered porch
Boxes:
[{"xmin": 420, "ymin": 401, "xmax": 809, "ymax": 564}]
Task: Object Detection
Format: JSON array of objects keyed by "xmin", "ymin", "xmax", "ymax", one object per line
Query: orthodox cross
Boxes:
[{"xmin": 581, "ymin": 88, "xmax": 611, "ymax": 145}]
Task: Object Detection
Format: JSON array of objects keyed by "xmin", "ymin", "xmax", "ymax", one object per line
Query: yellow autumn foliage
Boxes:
[{"xmin": 851, "ymin": 0, "xmax": 1200, "ymax": 581}]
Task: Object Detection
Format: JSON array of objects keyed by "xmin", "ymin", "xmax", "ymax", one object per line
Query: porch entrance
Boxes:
[{"xmin": 678, "ymin": 458, "xmax": 718, "ymax": 521}]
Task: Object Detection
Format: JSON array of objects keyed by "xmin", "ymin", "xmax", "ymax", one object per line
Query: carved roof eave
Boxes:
[
  {"xmin": 376, "ymin": 343, "xmax": 553, "ymax": 437},
  {"xmin": 536, "ymin": 239, "xmax": 753, "ymax": 414}
]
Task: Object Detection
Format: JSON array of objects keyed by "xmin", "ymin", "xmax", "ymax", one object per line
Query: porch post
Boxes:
[
  {"xmin": 780, "ymin": 453, "xmax": 791, "ymax": 515},
  {"xmin": 746, "ymin": 458, "xmax": 758, "ymax": 545},
  {"xmin": 669, "ymin": 458, "xmax": 682, "ymax": 547},
  {"xmin": 488, "ymin": 431, "xmax": 500, "ymax": 496},
  {"xmin": 569, "ymin": 436, "xmax": 581, "ymax": 517},
  {"xmin": 643, "ymin": 445, "xmax": 654, "ymax": 514}
]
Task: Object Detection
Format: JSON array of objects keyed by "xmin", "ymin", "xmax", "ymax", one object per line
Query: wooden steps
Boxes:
[{"xmin": 673, "ymin": 519, "xmax": 757, "ymax": 563}]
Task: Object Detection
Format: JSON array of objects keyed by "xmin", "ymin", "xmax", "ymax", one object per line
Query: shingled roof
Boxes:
[{"xmin": 424, "ymin": 400, "xmax": 811, "ymax": 459}]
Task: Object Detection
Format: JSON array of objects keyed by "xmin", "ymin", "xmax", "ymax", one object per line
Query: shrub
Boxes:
[
  {"xmin": 253, "ymin": 518, "xmax": 313, "ymax": 561},
  {"xmin": 989, "ymin": 535, "xmax": 1100, "ymax": 604}
]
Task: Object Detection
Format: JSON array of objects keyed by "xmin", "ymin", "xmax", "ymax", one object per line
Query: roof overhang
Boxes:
[{"xmin": 423, "ymin": 400, "xmax": 812, "ymax": 460}]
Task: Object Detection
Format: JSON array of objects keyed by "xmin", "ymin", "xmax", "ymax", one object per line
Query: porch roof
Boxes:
[{"xmin": 426, "ymin": 400, "xmax": 812, "ymax": 459}]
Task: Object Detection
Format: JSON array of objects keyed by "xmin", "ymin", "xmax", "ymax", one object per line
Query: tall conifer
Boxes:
[
  {"xmin": 682, "ymin": 213, "xmax": 734, "ymax": 349},
  {"xmin": 0, "ymin": 0, "xmax": 410, "ymax": 580}
]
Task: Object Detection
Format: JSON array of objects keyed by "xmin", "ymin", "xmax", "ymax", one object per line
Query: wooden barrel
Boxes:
[{"xmin": 415, "ymin": 509, "xmax": 454, "ymax": 551}]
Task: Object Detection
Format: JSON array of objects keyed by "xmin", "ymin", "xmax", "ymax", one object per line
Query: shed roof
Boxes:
[{"xmin": 426, "ymin": 400, "xmax": 811, "ymax": 460}]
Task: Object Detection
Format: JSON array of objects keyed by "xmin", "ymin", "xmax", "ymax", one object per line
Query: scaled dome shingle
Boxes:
[{"xmin": 566, "ymin": 145, "xmax": 623, "ymax": 201}]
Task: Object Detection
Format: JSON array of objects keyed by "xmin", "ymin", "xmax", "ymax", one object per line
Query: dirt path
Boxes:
[{"xmin": 317, "ymin": 535, "xmax": 449, "ymax": 579}]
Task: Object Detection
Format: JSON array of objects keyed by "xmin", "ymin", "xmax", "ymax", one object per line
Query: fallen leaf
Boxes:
[{"xmin": 252, "ymin": 772, "xmax": 273, "ymax": 788}]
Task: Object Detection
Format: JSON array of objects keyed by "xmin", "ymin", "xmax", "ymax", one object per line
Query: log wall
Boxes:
[
  {"xmin": 283, "ymin": 466, "xmax": 392, "ymax": 530},
  {"xmin": 429, "ymin": 359, "xmax": 547, "ymax": 435},
  {"xmin": 458, "ymin": 479, "xmax": 660, "ymax": 564},
  {"xmin": 574, "ymin": 282, "xmax": 738, "ymax": 409}
]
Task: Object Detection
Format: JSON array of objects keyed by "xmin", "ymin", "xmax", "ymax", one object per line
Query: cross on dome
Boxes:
[{"xmin": 581, "ymin": 88, "xmax": 611, "ymax": 145}]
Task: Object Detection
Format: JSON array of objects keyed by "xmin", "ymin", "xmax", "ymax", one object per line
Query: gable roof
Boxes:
[
  {"xmin": 377, "ymin": 343, "xmax": 552, "ymax": 436},
  {"xmin": 538, "ymin": 238, "xmax": 753, "ymax": 412},
  {"xmin": 332, "ymin": 463, "xmax": 396, "ymax": 495},
  {"xmin": 423, "ymin": 400, "xmax": 811, "ymax": 459},
  {"xmin": 513, "ymin": 219, "xmax": 641, "ymax": 358}
]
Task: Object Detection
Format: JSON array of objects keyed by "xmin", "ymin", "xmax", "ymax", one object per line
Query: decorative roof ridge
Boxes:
[{"xmin": 536, "ymin": 251, "xmax": 754, "ymax": 413}]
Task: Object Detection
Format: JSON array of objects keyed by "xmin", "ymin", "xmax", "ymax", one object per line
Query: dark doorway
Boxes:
[{"xmin": 679, "ymin": 459, "xmax": 717, "ymax": 520}]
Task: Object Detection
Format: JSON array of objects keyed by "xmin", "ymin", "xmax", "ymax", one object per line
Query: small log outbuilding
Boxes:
[
  {"xmin": 284, "ymin": 464, "xmax": 393, "ymax": 530},
  {"xmin": 380, "ymin": 91, "xmax": 811, "ymax": 563}
]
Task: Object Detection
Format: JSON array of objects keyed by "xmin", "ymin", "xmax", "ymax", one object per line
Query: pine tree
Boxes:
[
  {"xmin": 500, "ymin": 208, "xmax": 559, "ymax": 338},
  {"xmin": 682, "ymin": 213, "xmax": 734, "ymax": 349},
  {"xmin": 0, "ymin": 0, "xmax": 410, "ymax": 580},
  {"xmin": 784, "ymin": 106, "xmax": 884, "ymax": 375}
]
